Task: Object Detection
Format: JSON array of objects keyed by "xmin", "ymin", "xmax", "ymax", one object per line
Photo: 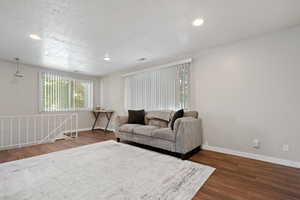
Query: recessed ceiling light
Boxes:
[
  {"xmin": 192, "ymin": 18, "xmax": 204, "ymax": 27},
  {"xmin": 104, "ymin": 54, "xmax": 111, "ymax": 61},
  {"xmin": 29, "ymin": 34, "xmax": 41, "ymax": 40},
  {"xmin": 137, "ymin": 57, "xmax": 147, "ymax": 62}
]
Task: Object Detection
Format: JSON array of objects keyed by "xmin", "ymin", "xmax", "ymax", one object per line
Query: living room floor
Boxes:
[{"xmin": 0, "ymin": 131, "xmax": 299, "ymax": 200}]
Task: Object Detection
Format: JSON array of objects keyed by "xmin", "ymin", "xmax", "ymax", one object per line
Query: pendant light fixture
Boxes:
[{"xmin": 14, "ymin": 58, "xmax": 24, "ymax": 78}]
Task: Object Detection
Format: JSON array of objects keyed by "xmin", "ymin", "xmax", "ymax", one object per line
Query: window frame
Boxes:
[
  {"xmin": 123, "ymin": 60, "xmax": 190, "ymax": 111},
  {"xmin": 39, "ymin": 72, "xmax": 94, "ymax": 112}
]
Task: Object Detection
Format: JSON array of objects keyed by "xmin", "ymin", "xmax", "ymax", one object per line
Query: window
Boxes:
[
  {"xmin": 124, "ymin": 60, "xmax": 190, "ymax": 111},
  {"xmin": 40, "ymin": 72, "xmax": 93, "ymax": 112}
]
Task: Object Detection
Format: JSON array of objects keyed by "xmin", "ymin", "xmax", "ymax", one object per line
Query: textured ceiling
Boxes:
[{"xmin": 0, "ymin": 0, "xmax": 300, "ymax": 75}]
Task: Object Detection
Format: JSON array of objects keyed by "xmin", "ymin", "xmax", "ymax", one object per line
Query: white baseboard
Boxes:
[
  {"xmin": 0, "ymin": 127, "xmax": 115, "ymax": 151},
  {"xmin": 202, "ymin": 144, "xmax": 300, "ymax": 169},
  {"xmin": 77, "ymin": 127, "xmax": 115, "ymax": 132}
]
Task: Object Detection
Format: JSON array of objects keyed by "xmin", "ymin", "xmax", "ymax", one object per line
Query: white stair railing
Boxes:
[{"xmin": 0, "ymin": 113, "xmax": 78, "ymax": 150}]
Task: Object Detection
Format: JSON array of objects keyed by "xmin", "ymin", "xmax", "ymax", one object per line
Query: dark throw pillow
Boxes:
[
  {"xmin": 128, "ymin": 110, "xmax": 145, "ymax": 125},
  {"xmin": 170, "ymin": 109, "xmax": 184, "ymax": 130}
]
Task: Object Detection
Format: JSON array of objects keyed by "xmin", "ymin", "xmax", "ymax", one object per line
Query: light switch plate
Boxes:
[{"xmin": 283, "ymin": 144, "xmax": 289, "ymax": 152}]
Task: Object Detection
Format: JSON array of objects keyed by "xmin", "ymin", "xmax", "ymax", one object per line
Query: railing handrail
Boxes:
[
  {"xmin": 0, "ymin": 113, "xmax": 78, "ymax": 118},
  {"xmin": 39, "ymin": 115, "xmax": 74, "ymax": 144},
  {"xmin": 0, "ymin": 113, "xmax": 78, "ymax": 150}
]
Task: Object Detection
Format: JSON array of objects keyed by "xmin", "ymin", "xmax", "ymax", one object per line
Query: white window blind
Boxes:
[
  {"xmin": 40, "ymin": 72, "xmax": 93, "ymax": 112},
  {"xmin": 124, "ymin": 61, "xmax": 190, "ymax": 111}
]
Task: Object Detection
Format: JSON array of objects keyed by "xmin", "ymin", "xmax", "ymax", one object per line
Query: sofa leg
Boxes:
[
  {"xmin": 180, "ymin": 146, "xmax": 201, "ymax": 160},
  {"xmin": 181, "ymin": 153, "xmax": 187, "ymax": 160},
  {"xmin": 116, "ymin": 138, "xmax": 120, "ymax": 142}
]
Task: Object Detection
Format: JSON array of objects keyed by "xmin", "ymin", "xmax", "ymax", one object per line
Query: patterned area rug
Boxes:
[{"xmin": 0, "ymin": 140, "xmax": 215, "ymax": 200}]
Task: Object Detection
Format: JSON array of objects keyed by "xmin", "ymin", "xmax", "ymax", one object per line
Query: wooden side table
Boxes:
[{"xmin": 92, "ymin": 110, "xmax": 114, "ymax": 132}]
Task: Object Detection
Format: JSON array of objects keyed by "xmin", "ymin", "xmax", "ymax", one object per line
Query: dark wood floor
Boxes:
[{"xmin": 1, "ymin": 131, "xmax": 300, "ymax": 200}]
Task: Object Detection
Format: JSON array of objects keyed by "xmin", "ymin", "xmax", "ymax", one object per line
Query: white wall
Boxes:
[
  {"xmin": 0, "ymin": 60, "xmax": 101, "ymax": 130},
  {"xmin": 190, "ymin": 26, "xmax": 300, "ymax": 162},
  {"xmin": 100, "ymin": 26, "xmax": 300, "ymax": 163},
  {"xmin": 96, "ymin": 73, "xmax": 126, "ymax": 130},
  {"xmin": 100, "ymin": 73, "xmax": 125, "ymax": 114}
]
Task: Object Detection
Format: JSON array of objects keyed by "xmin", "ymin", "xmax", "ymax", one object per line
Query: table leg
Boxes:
[
  {"xmin": 92, "ymin": 112, "xmax": 100, "ymax": 131},
  {"xmin": 104, "ymin": 112, "xmax": 113, "ymax": 132}
]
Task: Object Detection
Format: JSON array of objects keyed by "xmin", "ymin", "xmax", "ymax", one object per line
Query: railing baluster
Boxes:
[
  {"xmin": 64, "ymin": 115, "xmax": 67, "ymax": 137},
  {"xmin": 60, "ymin": 116, "xmax": 62, "ymax": 138},
  {"xmin": 18, "ymin": 117, "xmax": 21, "ymax": 147},
  {"xmin": 10, "ymin": 117, "xmax": 13, "ymax": 146},
  {"xmin": 0, "ymin": 113, "xmax": 78, "ymax": 150},
  {"xmin": 26, "ymin": 117, "xmax": 29, "ymax": 145},
  {"xmin": 0, "ymin": 119, "xmax": 3, "ymax": 148},
  {"xmin": 34, "ymin": 116, "xmax": 37, "ymax": 145},
  {"xmin": 70, "ymin": 114, "xmax": 73, "ymax": 137},
  {"xmin": 41, "ymin": 115, "xmax": 43, "ymax": 143},
  {"xmin": 76, "ymin": 114, "xmax": 78, "ymax": 138},
  {"xmin": 47, "ymin": 115, "xmax": 51, "ymax": 140},
  {"xmin": 54, "ymin": 115, "xmax": 56, "ymax": 140}
]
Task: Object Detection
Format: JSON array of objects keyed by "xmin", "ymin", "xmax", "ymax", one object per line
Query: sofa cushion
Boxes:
[
  {"xmin": 119, "ymin": 124, "xmax": 143, "ymax": 133},
  {"xmin": 128, "ymin": 110, "xmax": 145, "ymax": 125},
  {"xmin": 148, "ymin": 119, "xmax": 168, "ymax": 128},
  {"xmin": 170, "ymin": 109, "xmax": 184, "ymax": 130},
  {"xmin": 133, "ymin": 125, "xmax": 159, "ymax": 137},
  {"xmin": 145, "ymin": 110, "xmax": 173, "ymax": 122},
  {"xmin": 184, "ymin": 111, "xmax": 198, "ymax": 119},
  {"xmin": 152, "ymin": 128, "xmax": 175, "ymax": 141}
]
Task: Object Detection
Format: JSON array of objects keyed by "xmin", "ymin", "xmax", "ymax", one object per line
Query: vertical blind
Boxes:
[
  {"xmin": 124, "ymin": 61, "xmax": 190, "ymax": 111},
  {"xmin": 40, "ymin": 72, "xmax": 93, "ymax": 112}
]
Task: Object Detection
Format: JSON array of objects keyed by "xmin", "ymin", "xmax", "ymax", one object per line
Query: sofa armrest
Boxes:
[
  {"xmin": 174, "ymin": 117, "xmax": 202, "ymax": 154},
  {"xmin": 115, "ymin": 115, "xmax": 128, "ymax": 131}
]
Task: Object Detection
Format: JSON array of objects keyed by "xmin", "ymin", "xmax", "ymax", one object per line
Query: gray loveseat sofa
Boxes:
[{"xmin": 114, "ymin": 110, "xmax": 202, "ymax": 159}]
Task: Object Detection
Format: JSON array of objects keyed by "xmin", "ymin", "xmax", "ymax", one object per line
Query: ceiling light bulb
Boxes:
[
  {"xmin": 137, "ymin": 57, "xmax": 147, "ymax": 62},
  {"xmin": 104, "ymin": 54, "xmax": 111, "ymax": 61},
  {"xmin": 193, "ymin": 18, "xmax": 204, "ymax": 27},
  {"xmin": 29, "ymin": 34, "xmax": 41, "ymax": 40}
]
